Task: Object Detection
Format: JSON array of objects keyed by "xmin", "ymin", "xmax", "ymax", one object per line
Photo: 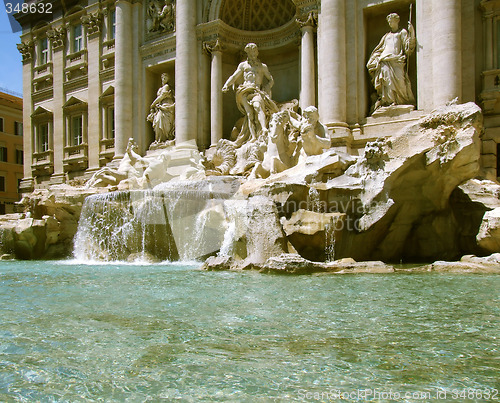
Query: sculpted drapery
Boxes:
[{"xmin": 367, "ymin": 13, "xmax": 416, "ymax": 112}]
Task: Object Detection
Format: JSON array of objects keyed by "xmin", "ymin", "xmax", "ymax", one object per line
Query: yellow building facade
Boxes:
[{"xmin": 0, "ymin": 92, "xmax": 23, "ymax": 214}]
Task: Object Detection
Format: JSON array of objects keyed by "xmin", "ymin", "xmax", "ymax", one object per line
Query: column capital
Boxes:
[
  {"xmin": 296, "ymin": 11, "xmax": 317, "ymax": 29},
  {"xmin": 47, "ymin": 26, "xmax": 67, "ymax": 50},
  {"xmin": 82, "ymin": 11, "xmax": 103, "ymax": 37},
  {"xmin": 17, "ymin": 41, "xmax": 34, "ymax": 63},
  {"xmin": 203, "ymin": 38, "xmax": 224, "ymax": 55},
  {"xmin": 480, "ymin": 0, "xmax": 500, "ymax": 14}
]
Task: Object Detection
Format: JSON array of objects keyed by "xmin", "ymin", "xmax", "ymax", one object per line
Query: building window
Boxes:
[
  {"xmin": 73, "ymin": 24, "xmax": 83, "ymax": 53},
  {"xmin": 106, "ymin": 106, "xmax": 115, "ymax": 139},
  {"xmin": 39, "ymin": 37, "xmax": 49, "ymax": 65},
  {"xmin": 0, "ymin": 204, "xmax": 4, "ymax": 214},
  {"xmin": 71, "ymin": 115, "xmax": 84, "ymax": 145},
  {"xmin": 15, "ymin": 149, "xmax": 23, "ymax": 165},
  {"xmin": 0, "ymin": 118, "xmax": 3, "ymax": 132},
  {"xmin": 38, "ymin": 122, "xmax": 50, "ymax": 152},
  {"xmin": 110, "ymin": 10, "xmax": 116, "ymax": 40},
  {"xmin": 0, "ymin": 176, "xmax": 5, "ymax": 192},
  {"xmin": 0, "ymin": 147, "xmax": 7, "ymax": 162},
  {"xmin": 14, "ymin": 121, "xmax": 23, "ymax": 136}
]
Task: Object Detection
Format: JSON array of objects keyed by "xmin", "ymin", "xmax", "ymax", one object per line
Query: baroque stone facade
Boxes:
[{"xmin": 14, "ymin": 0, "xmax": 500, "ymax": 191}]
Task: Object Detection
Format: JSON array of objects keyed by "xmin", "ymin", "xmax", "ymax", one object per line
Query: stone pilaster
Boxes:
[
  {"xmin": 48, "ymin": 26, "xmax": 66, "ymax": 183},
  {"xmin": 83, "ymin": 11, "xmax": 102, "ymax": 170},
  {"xmin": 114, "ymin": 0, "xmax": 133, "ymax": 157},
  {"xmin": 432, "ymin": 0, "xmax": 462, "ymax": 105},
  {"xmin": 17, "ymin": 41, "xmax": 34, "ymax": 191},
  {"xmin": 317, "ymin": 0, "xmax": 349, "ymax": 138},
  {"xmin": 205, "ymin": 40, "xmax": 224, "ymax": 148},
  {"xmin": 175, "ymin": 0, "xmax": 198, "ymax": 145},
  {"xmin": 297, "ymin": 12, "xmax": 317, "ymax": 111}
]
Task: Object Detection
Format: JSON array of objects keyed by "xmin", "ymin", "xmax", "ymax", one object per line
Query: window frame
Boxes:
[
  {"xmin": 39, "ymin": 36, "xmax": 49, "ymax": 65},
  {"xmin": 0, "ymin": 147, "xmax": 7, "ymax": 163},
  {"xmin": 14, "ymin": 121, "xmax": 23, "ymax": 136},
  {"xmin": 15, "ymin": 149, "xmax": 23, "ymax": 165},
  {"xmin": 72, "ymin": 23, "xmax": 84, "ymax": 53}
]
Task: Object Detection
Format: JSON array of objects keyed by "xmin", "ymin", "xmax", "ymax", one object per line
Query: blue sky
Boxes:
[{"xmin": 0, "ymin": 2, "xmax": 23, "ymax": 96}]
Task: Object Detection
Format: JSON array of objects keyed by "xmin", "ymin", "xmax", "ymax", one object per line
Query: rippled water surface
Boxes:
[{"xmin": 0, "ymin": 261, "xmax": 499, "ymax": 401}]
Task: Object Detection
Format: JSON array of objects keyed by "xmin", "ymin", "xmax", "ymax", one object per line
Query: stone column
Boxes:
[
  {"xmin": 17, "ymin": 41, "xmax": 34, "ymax": 191},
  {"xmin": 317, "ymin": 0, "xmax": 348, "ymax": 137},
  {"xmin": 47, "ymin": 27, "xmax": 66, "ymax": 183},
  {"xmin": 484, "ymin": 10, "xmax": 494, "ymax": 70},
  {"xmin": 432, "ymin": 0, "xmax": 461, "ymax": 106},
  {"xmin": 297, "ymin": 12, "xmax": 317, "ymax": 110},
  {"xmin": 82, "ymin": 12, "xmax": 102, "ymax": 171},
  {"xmin": 206, "ymin": 40, "xmax": 223, "ymax": 148},
  {"xmin": 175, "ymin": 0, "xmax": 198, "ymax": 145},
  {"xmin": 114, "ymin": 0, "xmax": 133, "ymax": 157}
]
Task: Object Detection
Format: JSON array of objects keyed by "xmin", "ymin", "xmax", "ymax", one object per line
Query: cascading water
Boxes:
[
  {"xmin": 307, "ymin": 187, "xmax": 322, "ymax": 213},
  {"xmin": 325, "ymin": 217, "xmax": 336, "ymax": 262},
  {"xmin": 73, "ymin": 178, "xmax": 241, "ymax": 262}
]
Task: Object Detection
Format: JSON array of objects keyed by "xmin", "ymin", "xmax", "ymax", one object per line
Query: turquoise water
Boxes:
[{"xmin": 0, "ymin": 261, "xmax": 499, "ymax": 402}]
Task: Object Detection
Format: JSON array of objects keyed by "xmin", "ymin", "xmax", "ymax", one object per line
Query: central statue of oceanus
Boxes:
[{"xmin": 205, "ymin": 43, "xmax": 332, "ymax": 178}]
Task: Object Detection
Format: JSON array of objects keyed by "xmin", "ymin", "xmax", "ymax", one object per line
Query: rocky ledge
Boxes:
[{"xmin": 201, "ymin": 253, "xmax": 500, "ymax": 275}]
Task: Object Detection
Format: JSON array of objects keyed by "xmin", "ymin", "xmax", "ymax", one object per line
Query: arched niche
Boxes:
[{"xmin": 205, "ymin": 0, "xmax": 300, "ymax": 139}]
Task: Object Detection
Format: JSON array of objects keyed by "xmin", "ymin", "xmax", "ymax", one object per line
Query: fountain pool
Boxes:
[{"xmin": 0, "ymin": 260, "xmax": 498, "ymax": 401}]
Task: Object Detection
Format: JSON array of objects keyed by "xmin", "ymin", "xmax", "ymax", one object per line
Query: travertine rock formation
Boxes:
[{"xmin": 0, "ymin": 186, "xmax": 104, "ymax": 259}]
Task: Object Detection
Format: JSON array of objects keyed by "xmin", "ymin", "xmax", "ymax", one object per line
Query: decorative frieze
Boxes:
[{"xmin": 197, "ymin": 18, "xmax": 300, "ymax": 52}]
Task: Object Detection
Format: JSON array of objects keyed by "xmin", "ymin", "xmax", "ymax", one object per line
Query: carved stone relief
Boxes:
[{"xmin": 147, "ymin": 0, "xmax": 175, "ymax": 33}]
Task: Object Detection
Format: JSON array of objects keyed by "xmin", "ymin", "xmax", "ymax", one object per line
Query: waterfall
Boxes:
[
  {"xmin": 73, "ymin": 178, "xmax": 240, "ymax": 262},
  {"xmin": 325, "ymin": 217, "xmax": 336, "ymax": 262},
  {"xmin": 307, "ymin": 187, "xmax": 322, "ymax": 213}
]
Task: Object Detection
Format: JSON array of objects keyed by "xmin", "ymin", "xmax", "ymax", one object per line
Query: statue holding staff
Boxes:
[{"xmin": 367, "ymin": 12, "xmax": 416, "ymax": 112}]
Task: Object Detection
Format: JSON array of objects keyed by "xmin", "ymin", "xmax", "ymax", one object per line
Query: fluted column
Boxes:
[
  {"xmin": 175, "ymin": 0, "xmax": 198, "ymax": 145},
  {"xmin": 318, "ymin": 0, "xmax": 347, "ymax": 130},
  {"xmin": 432, "ymin": 0, "xmax": 461, "ymax": 105},
  {"xmin": 206, "ymin": 40, "xmax": 223, "ymax": 147},
  {"xmin": 297, "ymin": 12, "xmax": 317, "ymax": 110},
  {"xmin": 114, "ymin": 0, "xmax": 133, "ymax": 157}
]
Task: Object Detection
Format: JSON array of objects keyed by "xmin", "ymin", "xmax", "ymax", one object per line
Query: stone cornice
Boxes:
[
  {"xmin": 293, "ymin": 0, "xmax": 318, "ymax": 15},
  {"xmin": 197, "ymin": 18, "xmax": 300, "ymax": 53}
]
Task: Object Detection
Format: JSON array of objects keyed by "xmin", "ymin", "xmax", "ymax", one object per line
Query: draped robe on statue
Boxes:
[{"xmin": 367, "ymin": 28, "xmax": 415, "ymax": 110}]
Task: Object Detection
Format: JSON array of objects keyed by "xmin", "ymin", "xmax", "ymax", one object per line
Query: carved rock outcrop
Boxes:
[{"xmin": 0, "ymin": 186, "xmax": 103, "ymax": 259}]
